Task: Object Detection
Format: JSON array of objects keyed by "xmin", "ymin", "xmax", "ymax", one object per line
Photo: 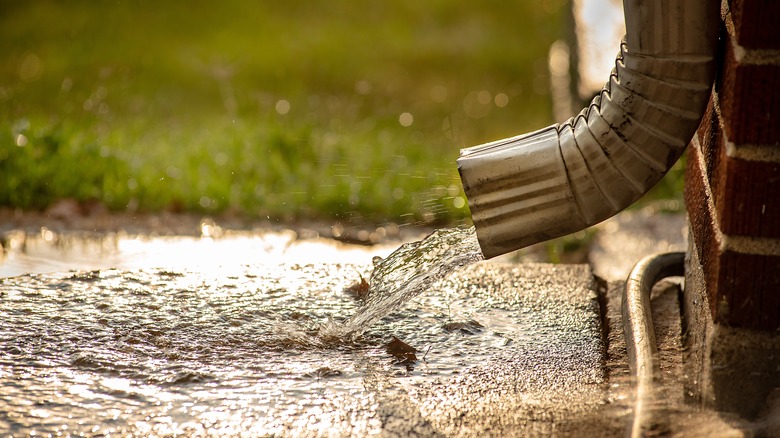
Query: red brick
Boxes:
[
  {"xmin": 693, "ymin": 100, "xmax": 780, "ymax": 238},
  {"xmin": 715, "ymin": 155, "xmax": 780, "ymax": 239},
  {"xmin": 685, "ymin": 142, "xmax": 780, "ymax": 330},
  {"xmin": 719, "ymin": 251, "xmax": 780, "ymax": 330},
  {"xmin": 728, "ymin": 0, "xmax": 780, "ymax": 49},
  {"xmin": 685, "ymin": 2, "xmax": 780, "ymax": 332},
  {"xmin": 695, "ymin": 64, "xmax": 780, "ymax": 241},
  {"xmin": 685, "ymin": 141, "xmax": 720, "ymax": 317},
  {"xmin": 696, "ymin": 98, "xmax": 724, "ymax": 197},
  {"xmin": 717, "ymin": 38, "xmax": 780, "ymax": 145}
]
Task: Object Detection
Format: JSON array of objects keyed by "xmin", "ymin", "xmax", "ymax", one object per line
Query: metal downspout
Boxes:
[{"xmin": 457, "ymin": 0, "xmax": 718, "ymax": 259}]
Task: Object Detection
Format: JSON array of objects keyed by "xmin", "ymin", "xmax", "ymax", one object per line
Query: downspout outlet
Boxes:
[{"xmin": 458, "ymin": 0, "xmax": 717, "ymax": 259}]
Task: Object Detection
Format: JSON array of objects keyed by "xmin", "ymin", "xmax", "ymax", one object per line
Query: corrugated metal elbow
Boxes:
[{"xmin": 458, "ymin": 0, "xmax": 719, "ymax": 259}]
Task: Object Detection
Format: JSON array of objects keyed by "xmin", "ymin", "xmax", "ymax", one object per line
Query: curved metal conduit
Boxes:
[
  {"xmin": 622, "ymin": 252, "xmax": 685, "ymax": 437},
  {"xmin": 457, "ymin": 0, "xmax": 718, "ymax": 259}
]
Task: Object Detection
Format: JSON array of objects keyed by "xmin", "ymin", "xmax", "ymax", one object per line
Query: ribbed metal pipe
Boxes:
[{"xmin": 458, "ymin": 0, "xmax": 718, "ymax": 259}]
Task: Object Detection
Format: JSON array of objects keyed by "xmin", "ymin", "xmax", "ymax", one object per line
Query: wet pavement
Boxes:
[
  {"xmin": 0, "ymin": 229, "xmax": 404, "ymax": 278},
  {"xmin": 1, "ymin": 262, "xmax": 613, "ymax": 436},
  {"xmin": 4, "ymin": 208, "xmax": 767, "ymax": 436},
  {"xmin": 0, "ymin": 210, "xmax": 429, "ymax": 278}
]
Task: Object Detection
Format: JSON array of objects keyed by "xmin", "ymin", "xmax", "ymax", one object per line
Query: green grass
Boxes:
[
  {"xmin": 0, "ymin": 0, "xmax": 569, "ymax": 226},
  {"xmin": 2, "ymin": 0, "xmax": 682, "ymax": 229}
]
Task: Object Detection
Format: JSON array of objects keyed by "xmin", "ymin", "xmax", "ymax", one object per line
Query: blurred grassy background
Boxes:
[{"xmin": 0, "ymin": 0, "xmax": 682, "ymax": 229}]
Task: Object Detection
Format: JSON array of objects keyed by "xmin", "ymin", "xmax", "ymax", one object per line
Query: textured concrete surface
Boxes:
[
  {"xmin": 392, "ymin": 263, "xmax": 614, "ymax": 436},
  {"xmin": 0, "ymin": 262, "xmax": 616, "ymax": 437},
  {"xmin": 5, "ymin": 208, "xmax": 776, "ymax": 436}
]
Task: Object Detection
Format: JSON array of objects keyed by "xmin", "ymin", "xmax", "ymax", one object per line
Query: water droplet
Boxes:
[
  {"xmin": 40, "ymin": 227, "xmax": 54, "ymax": 242},
  {"xmin": 399, "ymin": 112, "xmax": 413, "ymax": 127},
  {"xmin": 200, "ymin": 218, "xmax": 222, "ymax": 238},
  {"xmin": 275, "ymin": 99, "xmax": 290, "ymax": 115},
  {"xmin": 494, "ymin": 93, "xmax": 509, "ymax": 108}
]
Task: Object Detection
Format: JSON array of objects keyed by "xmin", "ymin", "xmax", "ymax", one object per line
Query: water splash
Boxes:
[
  {"xmin": 175, "ymin": 226, "xmax": 484, "ymax": 348},
  {"xmin": 338, "ymin": 226, "xmax": 484, "ymax": 335},
  {"xmin": 257, "ymin": 227, "xmax": 484, "ymax": 346}
]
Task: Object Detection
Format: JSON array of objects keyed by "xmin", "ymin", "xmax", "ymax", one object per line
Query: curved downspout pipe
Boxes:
[{"xmin": 457, "ymin": 0, "xmax": 718, "ymax": 259}]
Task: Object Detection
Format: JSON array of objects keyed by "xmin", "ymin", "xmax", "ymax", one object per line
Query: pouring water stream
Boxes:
[{"xmin": 334, "ymin": 226, "xmax": 484, "ymax": 337}]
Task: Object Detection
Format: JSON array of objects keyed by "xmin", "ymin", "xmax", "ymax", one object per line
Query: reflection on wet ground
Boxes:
[
  {"xmin": 2, "ymin": 211, "xmax": 771, "ymax": 435},
  {"xmin": 0, "ymin": 262, "xmax": 608, "ymax": 436},
  {"xmin": 0, "ymin": 228, "xmax": 402, "ymax": 278}
]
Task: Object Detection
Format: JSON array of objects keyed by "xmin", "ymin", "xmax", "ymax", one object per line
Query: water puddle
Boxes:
[
  {"xmin": 0, "ymin": 226, "xmax": 606, "ymax": 435},
  {"xmin": 0, "ymin": 228, "xmax": 401, "ymax": 278}
]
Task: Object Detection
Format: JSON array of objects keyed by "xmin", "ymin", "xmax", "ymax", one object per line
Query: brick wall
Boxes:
[{"xmin": 685, "ymin": 0, "xmax": 780, "ymax": 331}]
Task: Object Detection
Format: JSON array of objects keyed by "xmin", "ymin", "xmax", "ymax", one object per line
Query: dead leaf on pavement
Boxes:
[
  {"xmin": 442, "ymin": 319, "xmax": 484, "ymax": 335},
  {"xmin": 386, "ymin": 336, "xmax": 417, "ymax": 364},
  {"xmin": 346, "ymin": 274, "xmax": 370, "ymax": 300}
]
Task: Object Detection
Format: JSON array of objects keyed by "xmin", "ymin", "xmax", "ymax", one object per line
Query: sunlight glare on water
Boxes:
[
  {"xmin": 0, "ymin": 229, "xmax": 400, "ymax": 277},
  {"xmin": 0, "ymin": 222, "xmax": 609, "ymax": 436},
  {"xmin": 0, "ymin": 259, "xmax": 585, "ymax": 436}
]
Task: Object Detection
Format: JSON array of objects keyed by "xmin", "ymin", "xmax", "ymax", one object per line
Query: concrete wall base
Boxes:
[{"xmin": 684, "ymin": 228, "xmax": 780, "ymax": 422}]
